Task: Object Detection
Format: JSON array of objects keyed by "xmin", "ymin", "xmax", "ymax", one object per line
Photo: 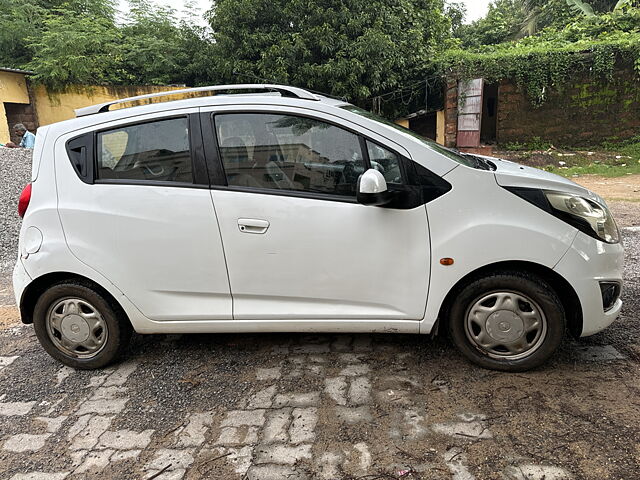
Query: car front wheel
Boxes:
[
  {"xmin": 448, "ymin": 271, "xmax": 565, "ymax": 372},
  {"xmin": 33, "ymin": 281, "xmax": 132, "ymax": 369}
]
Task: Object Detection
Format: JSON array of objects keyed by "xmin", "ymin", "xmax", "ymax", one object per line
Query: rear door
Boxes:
[
  {"xmin": 201, "ymin": 106, "xmax": 431, "ymax": 321},
  {"xmin": 55, "ymin": 109, "xmax": 232, "ymax": 321}
]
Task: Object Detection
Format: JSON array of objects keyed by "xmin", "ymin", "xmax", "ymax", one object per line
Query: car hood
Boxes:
[{"xmin": 480, "ymin": 155, "xmax": 605, "ymax": 204}]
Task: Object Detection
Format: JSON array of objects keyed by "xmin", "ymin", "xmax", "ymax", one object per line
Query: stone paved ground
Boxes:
[{"xmin": 0, "ymin": 229, "xmax": 639, "ymax": 480}]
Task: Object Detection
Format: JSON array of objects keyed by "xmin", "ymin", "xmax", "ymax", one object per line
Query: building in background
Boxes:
[
  {"xmin": 442, "ymin": 62, "xmax": 640, "ymax": 151},
  {"xmin": 0, "ymin": 68, "xmax": 37, "ymax": 145}
]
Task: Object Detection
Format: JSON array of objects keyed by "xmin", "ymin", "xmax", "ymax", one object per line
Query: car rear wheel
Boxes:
[
  {"xmin": 33, "ymin": 281, "xmax": 132, "ymax": 369},
  {"xmin": 448, "ymin": 271, "xmax": 565, "ymax": 372}
]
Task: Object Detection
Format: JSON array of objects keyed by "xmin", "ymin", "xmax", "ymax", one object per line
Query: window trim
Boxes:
[
  {"xmin": 65, "ymin": 132, "xmax": 94, "ymax": 184},
  {"xmin": 90, "ymin": 114, "xmax": 209, "ymax": 187},
  {"xmin": 363, "ymin": 138, "xmax": 408, "ymax": 186},
  {"xmin": 92, "ymin": 178, "xmax": 211, "ymax": 189},
  {"xmin": 208, "ymin": 110, "xmax": 377, "ymax": 202}
]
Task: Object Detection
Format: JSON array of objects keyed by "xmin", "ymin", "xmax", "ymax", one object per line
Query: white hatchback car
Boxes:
[{"xmin": 14, "ymin": 84, "xmax": 623, "ymax": 372}]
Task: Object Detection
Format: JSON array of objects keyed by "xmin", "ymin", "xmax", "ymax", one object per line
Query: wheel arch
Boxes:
[
  {"xmin": 435, "ymin": 260, "xmax": 583, "ymax": 338},
  {"xmin": 19, "ymin": 272, "xmax": 130, "ymax": 326}
]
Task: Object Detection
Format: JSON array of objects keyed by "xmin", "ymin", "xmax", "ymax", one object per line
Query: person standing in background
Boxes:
[{"xmin": 4, "ymin": 124, "xmax": 35, "ymax": 148}]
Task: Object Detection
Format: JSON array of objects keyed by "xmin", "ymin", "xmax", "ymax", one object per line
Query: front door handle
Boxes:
[{"xmin": 238, "ymin": 218, "xmax": 270, "ymax": 234}]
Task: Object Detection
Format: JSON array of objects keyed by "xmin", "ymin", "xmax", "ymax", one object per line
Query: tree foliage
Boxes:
[
  {"xmin": 456, "ymin": 0, "xmax": 627, "ymax": 48},
  {"xmin": 207, "ymin": 0, "xmax": 456, "ymax": 106},
  {"xmin": 1, "ymin": 0, "xmax": 637, "ymax": 118},
  {"xmin": 0, "ymin": 0, "xmax": 213, "ymax": 89}
]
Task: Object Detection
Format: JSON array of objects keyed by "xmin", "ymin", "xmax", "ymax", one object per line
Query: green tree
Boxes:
[
  {"xmin": 25, "ymin": 7, "xmax": 122, "ymax": 88},
  {"xmin": 118, "ymin": 0, "xmax": 191, "ymax": 85},
  {"xmin": 457, "ymin": 0, "xmax": 628, "ymax": 47},
  {"xmin": 0, "ymin": 0, "xmax": 118, "ymax": 69},
  {"xmin": 207, "ymin": 0, "xmax": 455, "ymax": 109},
  {"xmin": 0, "ymin": 0, "xmax": 45, "ymax": 69},
  {"xmin": 11, "ymin": 0, "xmax": 213, "ymax": 89},
  {"xmin": 456, "ymin": 0, "xmax": 525, "ymax": 47}
]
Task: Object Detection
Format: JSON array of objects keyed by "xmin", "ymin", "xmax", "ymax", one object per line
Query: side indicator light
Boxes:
[{"xmin": 440, "ymin": 258, "xmax": 454, "ymax": 266}]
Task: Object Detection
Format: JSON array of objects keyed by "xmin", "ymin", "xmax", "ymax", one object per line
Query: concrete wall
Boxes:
[
  {"xmin": 497, "ymin": 65, "xmax": 640, "ymax": 147},
  {"xmin": 0, "ymin": 71, "xmax": 30, "ymax": 144}
]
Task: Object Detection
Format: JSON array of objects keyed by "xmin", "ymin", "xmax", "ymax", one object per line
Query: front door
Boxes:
[{"xmin": 207, "ymin": 109, "xmax": 430, "ymax": 320}]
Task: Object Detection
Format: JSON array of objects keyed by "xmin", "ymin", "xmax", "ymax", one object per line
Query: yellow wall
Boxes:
[
  {"xmin": 0, "ymin": 71, "xmax": 30, "ymax": 143},
  {"xmin": 0, "ymin": 103, "xmax": 8, "ymax": 144},
  {"xmin": 33, "ymin": 84, "xmax": 181, "ymax": 127}
]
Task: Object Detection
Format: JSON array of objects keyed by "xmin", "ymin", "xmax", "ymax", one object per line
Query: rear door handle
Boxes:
[{"xmin": 238, "ymin": 218, "xmax": 270, "ymax": 234}]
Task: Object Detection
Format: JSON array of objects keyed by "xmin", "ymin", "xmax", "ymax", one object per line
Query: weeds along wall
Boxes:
[{"xmin": 496, "ymin": 62, "xmax": 640, "ymax": 146}]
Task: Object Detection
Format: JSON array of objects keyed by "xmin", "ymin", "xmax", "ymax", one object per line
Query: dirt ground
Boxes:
[
  {"xmin": 574, "ymin": 174, "xmax": 640, "ymax": 202},
  {"xmin": 0, "ymin": 184, "xmax": 638, "ymax": 480}
]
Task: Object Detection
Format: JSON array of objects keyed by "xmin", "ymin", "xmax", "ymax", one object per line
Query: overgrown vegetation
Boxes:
[
  {"xmin": 0, "ymin": 0, "xmax": 638, "ymax": 120},
  {"xmin": 444, "ymin": 1, "xmax": 640, "ymax": 107}
]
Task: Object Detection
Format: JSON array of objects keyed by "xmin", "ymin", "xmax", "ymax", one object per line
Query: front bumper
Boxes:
[{"xmin": 554, "ymin": 232, "xmax": 624, "ymax": 336}]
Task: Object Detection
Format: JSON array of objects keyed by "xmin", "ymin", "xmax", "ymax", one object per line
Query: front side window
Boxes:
[
  {"xmin": 97, "ymin": 117, "xmax": 193, "ymax": 183},
  {"xmin": 342, "ymin": 105, "xmax": 478, "ymax": 169},
  {"xmin": 215, "ymin": 113, "xmax": 366, "ymax": 196},
  {"xmin": 366, "ymin": 141, "xmax": 402, "ymax": 185}
]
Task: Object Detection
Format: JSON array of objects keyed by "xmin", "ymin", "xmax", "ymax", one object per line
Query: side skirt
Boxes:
[{"xmin": 131, "ymin": 318, "xmax": 423, "ymax": 335}]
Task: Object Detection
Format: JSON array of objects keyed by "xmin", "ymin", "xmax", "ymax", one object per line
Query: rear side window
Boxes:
[
  {"xmin": 97, "ymin": 117, "xmax": 193, "ymax": 183},
  {"xmin": 66, "ymin": 134, "xmax": 92, "ymax": 183},
  {"xmin": 214, "ymin": 113, "xmax": 366, "ymax": 197}
]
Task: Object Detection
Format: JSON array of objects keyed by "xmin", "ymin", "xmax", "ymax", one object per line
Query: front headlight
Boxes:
[{"xmin": 544, "ymin": 192, "xmax": 619, "ymax": 243}]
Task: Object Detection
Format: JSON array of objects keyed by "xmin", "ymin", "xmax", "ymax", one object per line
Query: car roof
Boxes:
[{"xmin": 48, "ymin": 87, "xmax": 351, "ymax": 135}]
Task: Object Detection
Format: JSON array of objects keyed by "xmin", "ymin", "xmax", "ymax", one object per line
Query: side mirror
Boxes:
[{"xmin": 356, "ymin": 169, "xmax": 394, "ymax": 206}]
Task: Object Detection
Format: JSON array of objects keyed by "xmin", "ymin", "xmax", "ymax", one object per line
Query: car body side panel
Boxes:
[{"xmin": 421, "ymin": 167, "xmax": 579, "ymax": 333}]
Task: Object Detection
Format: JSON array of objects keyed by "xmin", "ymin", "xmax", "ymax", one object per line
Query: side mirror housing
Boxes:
[{"xmin": 356, "ymin": 169, "xmax": 394, "ymax": 206}]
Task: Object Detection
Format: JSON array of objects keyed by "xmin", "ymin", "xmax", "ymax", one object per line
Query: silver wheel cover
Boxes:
[
  {"xmin": 46, "ymin": 297, "xmax": 109, "ymax": 359},
  {"xmin": 465, "ymin": 290, "xmax": 548, "ymax": 360}
]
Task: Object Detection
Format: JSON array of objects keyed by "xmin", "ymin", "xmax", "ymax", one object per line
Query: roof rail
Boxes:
[{"xmin": 75, "ymin": 84, "xmax": 320, "ymax": 117}]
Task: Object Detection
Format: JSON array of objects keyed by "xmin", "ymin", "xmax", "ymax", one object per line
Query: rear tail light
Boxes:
[{"xmin": 18, "ymin": 183, "xmax": 32, "ymax": 218}]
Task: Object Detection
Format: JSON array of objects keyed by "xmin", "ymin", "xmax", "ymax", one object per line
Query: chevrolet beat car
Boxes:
[{"xmin": 13, "ymin": 84, "xmax": 623, "ymax": 372}]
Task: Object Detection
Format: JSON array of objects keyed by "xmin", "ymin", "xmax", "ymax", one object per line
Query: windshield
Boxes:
[{"xmin": 341, "ymin": 105, "xmax": 481, "ymax": 169}]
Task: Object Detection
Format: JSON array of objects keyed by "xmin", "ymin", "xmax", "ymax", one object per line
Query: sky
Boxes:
[
  {"xmin": 462, "ymin": 0, "xmax": 492, "ymax": 23},
  {"xmin": 136, "ymin": 0, "xmax": 492, "ymax": 26}
]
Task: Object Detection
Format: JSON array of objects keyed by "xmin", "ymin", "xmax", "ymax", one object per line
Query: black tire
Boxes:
[
  {"xmin": 448, "ymin": 270, "xmax": 565, "ymax": 372},
  {"xmin": 33, "ymin": 281, "xmax": 132, "ymax": 369}
]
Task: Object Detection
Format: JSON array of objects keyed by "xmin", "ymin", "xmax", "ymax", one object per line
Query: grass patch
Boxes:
[
  {"xmin": 498, "ymin": 136, "xmax": 640, "ymax": 178},
  {"xmin": 502, "ymin": 137, "xmax": 552, "ymax": 151},
  {"xmin": 603, "ymin": 135, "xmax": 640, "ymax": 158},
  {"xmin": 548, "ymin": 163, "xmax": 640, "ymax": 178}
]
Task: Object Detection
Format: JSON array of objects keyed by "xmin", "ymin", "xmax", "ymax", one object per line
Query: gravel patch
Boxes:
[{"xmin": 0, "ymin": 148, "xmax": 32, "ymax": 275}]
